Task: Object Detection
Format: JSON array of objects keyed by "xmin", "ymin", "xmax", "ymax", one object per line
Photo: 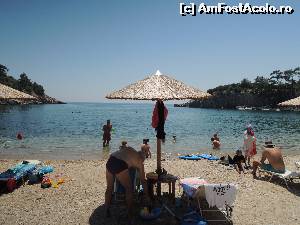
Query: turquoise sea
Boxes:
[{"xmin": 0, "ymin": 103, "xmax": 299, "ymax": 159}]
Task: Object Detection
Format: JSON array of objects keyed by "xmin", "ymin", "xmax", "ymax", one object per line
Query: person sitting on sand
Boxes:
[
  {"xmin": 232, "ymin": 150, "xmax": 246, "ymax": 174},
  {"xmin": 252, "ymin": 142, "xmax": 285, "ymax": 178},
  {"xmin": 211, "ymin": 133, "xmax": 221, "ymax": 149},
  {"xmin": 102, "ymin": 120, "xmax": 112, "ymax": 147},
  {"xmin": 105, "ymin": 141, "xmax": 151, "ymax": 221}
]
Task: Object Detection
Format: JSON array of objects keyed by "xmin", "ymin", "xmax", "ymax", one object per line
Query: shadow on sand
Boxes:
[
  {"xmin": 255, "ymin": 175, "xmax": 300, "ymax": 196},
  {"xmin": 89, "ymin": 201, "xmax": 233, "ymax": 225}
]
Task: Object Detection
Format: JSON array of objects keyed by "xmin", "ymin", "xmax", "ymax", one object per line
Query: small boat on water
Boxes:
[
  {"xmin": 236, "ymin": 106, "xmax": 253, "ymax": 110},
  {"xmin": 236, "ymin": 106, "xmax": 246, "ymax": 110}
]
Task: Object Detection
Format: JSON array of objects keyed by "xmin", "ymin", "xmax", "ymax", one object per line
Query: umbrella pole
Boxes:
[{"xmin": 157, "ymin": 137, "xmax": 161, "ymax": 196}]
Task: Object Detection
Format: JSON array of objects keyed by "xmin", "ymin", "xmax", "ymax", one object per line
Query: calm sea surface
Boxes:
[{"xmin": 0, "ymin": 103, "xmax": 299, "ymax": 159}]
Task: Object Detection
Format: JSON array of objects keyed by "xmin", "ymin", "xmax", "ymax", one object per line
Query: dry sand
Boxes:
[{"xmin": 0, "ymin": 155, "xmax": 300, "ymax": 225}]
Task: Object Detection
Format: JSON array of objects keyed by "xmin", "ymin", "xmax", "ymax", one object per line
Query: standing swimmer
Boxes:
[{"xmin": 102, "ymin": 120, "xmax": 112, "ymax": 147}]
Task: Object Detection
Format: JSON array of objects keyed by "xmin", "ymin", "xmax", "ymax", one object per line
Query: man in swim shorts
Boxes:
[
  {"xmin": 252, "ymin": 142, "xmax": 285, "ymax": 178},
  {"xmin": 105, "ymin": 141, "xmax": 151, "ymax": 221}
]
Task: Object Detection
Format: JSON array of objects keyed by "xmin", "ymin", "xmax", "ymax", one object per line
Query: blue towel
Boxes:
[
  {"xmin": 0, "ymin": 163, "xmax": 36, "ymax": 181},
  {"xmin": 37, "ymin": 166, "xmax": 54, "ymax": 175},
  {"xmin": 198, "ymin": 154, "xmax": 219, "ymax": 160},
  {"xmin": 181, "ymin": 211, "xmax": 207, "ymax": 225}
]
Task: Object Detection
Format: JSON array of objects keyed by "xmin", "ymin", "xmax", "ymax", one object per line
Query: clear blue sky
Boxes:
[{"xmin": 0, "ymin": 0, "xmax": 299, "ymax": 102}]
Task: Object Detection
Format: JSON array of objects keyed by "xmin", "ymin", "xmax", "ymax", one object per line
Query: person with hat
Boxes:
[{"xmin": 252, "ymin": 141, "xmax": 285, "ymax": 178}]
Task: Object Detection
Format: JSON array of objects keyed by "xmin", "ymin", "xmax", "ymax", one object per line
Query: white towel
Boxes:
[
  {"xmin": 204, "ymin": 184, "xmax": 237, "ymax": 208},
  {"xmin": 295, "ymin": 161, "xmax": 300, "ymax": 170}
]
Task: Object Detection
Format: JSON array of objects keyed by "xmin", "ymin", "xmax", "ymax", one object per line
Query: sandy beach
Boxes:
[{"xmin": 0, "ymin": 154, "xmax": 300, "ymax": 225}]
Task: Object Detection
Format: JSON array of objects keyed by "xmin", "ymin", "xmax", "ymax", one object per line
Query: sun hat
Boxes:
[{"xmin": 264, "ymin": 141, "xmax": 275, "ymax": 148}]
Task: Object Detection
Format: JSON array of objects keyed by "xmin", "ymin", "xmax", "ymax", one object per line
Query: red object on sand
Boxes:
[{"xmin": 7, "ymin": 178, "xmax": 16, "ymax": 192}]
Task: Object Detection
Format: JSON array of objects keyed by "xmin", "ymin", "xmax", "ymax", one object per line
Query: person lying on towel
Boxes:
[
  {"xmin": 104, "ymin": 141, "xmax": 151, "ymax": 220},
  {"xmin": 252, "ymin": 142, "xmax": 285, "ymax": 178}
]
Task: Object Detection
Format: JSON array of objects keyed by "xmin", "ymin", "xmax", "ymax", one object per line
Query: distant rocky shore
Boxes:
[
  {"xmin": 174, "ymin": 93, "xmax": 299, "ymax": 111},
  {"xmin": 0, "ymin": 95, "xmax": 65, "ymax": 105}
]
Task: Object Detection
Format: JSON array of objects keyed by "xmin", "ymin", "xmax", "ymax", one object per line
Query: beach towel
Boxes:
[
  {"xmin": 204, "ymin": 184, "xmax": 237, "ymax": 208},
  {"xmin": 0, "ymin": 163, "xmax": 36, "ymax": 181},
  {"xmin": 37, "ymin": 166, "xmax": 54, "ymax": 176},
  {"xmin": 23, "ymin": 160, "xmax": 41, "ymax": 165},
  {"xmin": 198, "ymin": 154, "xmax": 219, "ymax": 161},
  {"xmin": 151, "ymin": 101, "xmax": 168, "ymax": 128},
  {"xmin": 179, "ymin": 155, "xmax": 202, "ymax": 161},
  {"xmin": 181, "ymin": 211, "xmax": 207, "ymax": 225},
  {"xmin": 180, "ymin": 177, "xmax": 208, "ymax": 197},
  {"xmin": 152, "ymin": 101, "xmax": 168, "ymax": 139}
]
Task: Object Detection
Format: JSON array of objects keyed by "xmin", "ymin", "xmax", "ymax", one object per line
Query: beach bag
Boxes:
[
  {"xmin": 7, "ymin": 178, "xmax": 16, "ymax": 192},
  {"xmin": 41, "ymin": 176, "xmax": 51, "ymax": 188}
]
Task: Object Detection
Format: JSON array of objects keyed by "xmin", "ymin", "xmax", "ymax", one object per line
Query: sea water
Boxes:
[{"xmin": 0, "ymin": 103, "xmax": 299, "ymax": 159}]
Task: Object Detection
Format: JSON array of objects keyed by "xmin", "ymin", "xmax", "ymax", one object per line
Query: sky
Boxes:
[{"xmin": 0, "ymin": 0, "xmax": 299, "ymax": 102}]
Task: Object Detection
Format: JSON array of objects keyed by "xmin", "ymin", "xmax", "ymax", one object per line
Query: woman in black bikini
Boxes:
[{"xmin": 104, "ymin": 141, "xmax": 151, "ymax": 221}]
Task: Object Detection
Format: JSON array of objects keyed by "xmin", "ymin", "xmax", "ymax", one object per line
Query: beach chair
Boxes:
[
  {"xmin": 180, "ymin": 177, "xmax": 237, "ymax": 224},
  {"xmin": 259, "ymin": 166, "xmax": 300, "ymax": 190},
  {"xmin": 112, "ymin": 168, "xmax": 141, "ymax": 202}
]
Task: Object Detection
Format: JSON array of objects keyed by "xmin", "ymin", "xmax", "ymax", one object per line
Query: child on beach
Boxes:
[
  {"xmin": 232, "ymin": 150, "xmax": 246, "ymax": 174},
  {"xmin": 243, "ymin": 125, "xmax": 256, "ymax": 168}
]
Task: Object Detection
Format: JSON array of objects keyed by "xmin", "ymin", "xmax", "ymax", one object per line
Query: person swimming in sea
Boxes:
[{"xmin": 211, "ymin": 133, "xmax": 221, "ymax": 149}]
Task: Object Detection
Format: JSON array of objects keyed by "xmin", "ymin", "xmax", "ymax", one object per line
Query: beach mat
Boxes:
[
  {"xmin": 0, "ymin": 163, "xmax": 36, "ymax": 181},
  {"xmin": 179, "ymin": 155, "xmax": 202, "ymax": 161},
  {"xmin": 197, "ymin": 154, "xmax": 219, "ymax": 161}
]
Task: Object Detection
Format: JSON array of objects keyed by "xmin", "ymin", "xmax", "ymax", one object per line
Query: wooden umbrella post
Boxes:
[
  {"xmin": 157, "ymin": 138, "xmax": 162, "ymax": 172},
  {"xmin": 157, "ymin": 137, "xmax": 162, "ymax": 196}
]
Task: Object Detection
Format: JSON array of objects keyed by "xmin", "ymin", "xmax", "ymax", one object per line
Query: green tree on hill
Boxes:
[
  {"xmin": 197, "ymin": 66, "xmax": 300, "ymax": 108},
  {"xmin": 0, "ymin": 64, "xmax": 45, "ymax": 96}
]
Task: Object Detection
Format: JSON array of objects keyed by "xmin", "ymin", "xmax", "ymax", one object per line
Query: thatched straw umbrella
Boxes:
[
  {"xmin": 106, "ymin": 70, "xmax": 210, "ymax": 193},
  {"xmin": 0, "ymin": 83, "xmax": 35, "ymax": 100},
  {"xmin": 278, "ymin": 96, "xmax": 300, "ymax": 107},
  {"xmin": 106, "ymin": 70, "xmax": 210, "ymax": 100}
]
